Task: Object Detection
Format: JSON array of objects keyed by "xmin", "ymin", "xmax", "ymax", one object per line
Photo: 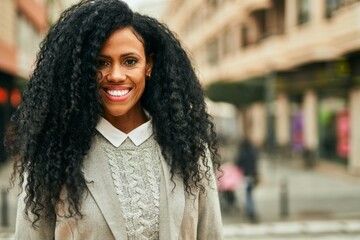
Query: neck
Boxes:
[{"xmin": 104, "ymin": 110, "xmax": 148, "ymax": 134}]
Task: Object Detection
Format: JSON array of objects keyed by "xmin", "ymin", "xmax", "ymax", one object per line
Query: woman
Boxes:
[{"xmin": 7, "ymin": 0, "xmax": 222, "ymax": 239}]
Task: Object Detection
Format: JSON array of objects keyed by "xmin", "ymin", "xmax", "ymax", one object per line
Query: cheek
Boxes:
[{"xmin": 96, "ymin": 71, "xmax": 103, "ymax": 82}]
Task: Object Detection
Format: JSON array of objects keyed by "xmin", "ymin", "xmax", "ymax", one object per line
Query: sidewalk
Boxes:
[
  {"xmin": 257, "ymin": 157, "xmax": 358, "ymax": 221},
  {"xmin": 221, "ymin": 154, "xmax": 360, "ymax": 239},
  {"xmin": 224, "ymin": 219, "xmax": 360, "ymax": 239}
]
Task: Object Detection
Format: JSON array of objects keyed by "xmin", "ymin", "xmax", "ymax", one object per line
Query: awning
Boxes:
[{"xmin": 205, "ymin": 78, "xmax": 266, "ymax": 107}]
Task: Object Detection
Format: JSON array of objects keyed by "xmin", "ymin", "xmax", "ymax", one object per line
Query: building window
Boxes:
[
  {"xmin": 297, "ymin": 0, "xmax": 310, "ymax": 25},
  {"xmin": 325, "ymin": 0, "xmax": 340, "ymax": 18},
  {"xmin": 240, "ymin": 25, "xmax": 249, "ymax": 48},
  {"xmin": 253, "ymin": 10, "xmax": 267, "ymax": 41},
  {"xmin": 273, "ymin": 0, "xmax": 285, "ymax": 34}
]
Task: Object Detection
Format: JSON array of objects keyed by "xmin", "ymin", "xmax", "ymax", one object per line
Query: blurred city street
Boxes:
[
  {"xmin": 2, "ymin": 0, "xmax": 360, "ymax": 239},
  {"xmin": 220, "ymin": 153, "xmax": 360, "ymax": 239},
  {"xmin": 2, "ymin": 154, "xmax": 360, "ymax": 239}
]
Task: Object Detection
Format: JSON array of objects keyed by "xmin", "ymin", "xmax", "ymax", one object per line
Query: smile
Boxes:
[{"xmin": 106, "ymin": 89, "xmax": 130, "ymax": 97}]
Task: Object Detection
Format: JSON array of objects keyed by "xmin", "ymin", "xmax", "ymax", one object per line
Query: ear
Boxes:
[{"xmin": 145, "ymin": 54, "xmax": 154, "ymax": 79}]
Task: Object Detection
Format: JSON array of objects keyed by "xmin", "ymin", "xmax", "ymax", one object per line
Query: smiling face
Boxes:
[{"xmin": 97, "ymin": 27, "xmax": 152, "ymax": 132}]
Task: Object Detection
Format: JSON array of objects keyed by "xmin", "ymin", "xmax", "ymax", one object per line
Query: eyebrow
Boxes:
[{"xmin": 98, "ymin": 52, "xmax": 140, "ymax": 59}]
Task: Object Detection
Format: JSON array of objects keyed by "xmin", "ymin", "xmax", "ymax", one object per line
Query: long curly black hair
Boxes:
[{"xmin": 6, "ymin": 0, "xmax": 219, "ymax": 225}]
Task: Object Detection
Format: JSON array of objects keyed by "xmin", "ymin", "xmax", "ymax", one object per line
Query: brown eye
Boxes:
[
  {"xmin": 123, "ymin": 58, "xmax": 138, "ymax": 66},
  {"xmin": 97, "ymin": 60, "xmax": 110, "ymax": 68}
]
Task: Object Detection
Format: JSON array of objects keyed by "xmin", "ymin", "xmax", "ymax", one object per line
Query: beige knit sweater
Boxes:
[{"xmin": 99, "ymin": 134, "xmax": 161, "ymax": 240}]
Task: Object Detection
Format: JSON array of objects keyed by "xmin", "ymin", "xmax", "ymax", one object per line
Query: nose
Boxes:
[{"xmin": 106, "ymin": 64, "xmax": 126, "ymax": 82}]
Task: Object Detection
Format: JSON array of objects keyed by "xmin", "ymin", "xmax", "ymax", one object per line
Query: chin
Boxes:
[{"xmin": 104, "ymin": 110, "xmax": 129, "ymax": 118}]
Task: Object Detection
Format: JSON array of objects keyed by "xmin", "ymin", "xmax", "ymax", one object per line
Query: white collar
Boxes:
[{"xmin": 96, "ymin": 117, "xmax": 153, "ymax": 147}]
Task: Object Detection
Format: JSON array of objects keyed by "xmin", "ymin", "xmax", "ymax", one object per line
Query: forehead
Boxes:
[{"xmin": 101, "ymin": 27, "xmax": 145, "ymax": 53}]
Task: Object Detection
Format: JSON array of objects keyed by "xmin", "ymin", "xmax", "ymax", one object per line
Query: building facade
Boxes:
[
  {"xmin": 163, "ymin": 0, "xmax": 360, "ymax": 174},
  {"xmin": 0, "ymin": 0, "xmax": 48, "ymax": 164}
]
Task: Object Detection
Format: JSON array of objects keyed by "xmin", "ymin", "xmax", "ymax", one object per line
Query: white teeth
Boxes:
[{"xmin": 106, "ymin": 89, "xmax": 130, "ymax": 97}]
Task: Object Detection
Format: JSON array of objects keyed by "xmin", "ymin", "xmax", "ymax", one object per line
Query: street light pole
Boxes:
[{"xmin": 266, "ymin": 71, "xmax": 276, "ymax": 158}]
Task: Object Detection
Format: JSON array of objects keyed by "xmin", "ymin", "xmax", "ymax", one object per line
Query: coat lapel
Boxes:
[
  {"xmin": 83, "ymin": 136, "xmax": 127, "ymax": 240},
  {"xmin": 83, "ymin": 136, "xmax": 186, "ymax": 240},
  {"xmin": 159, "ymin": 148, "xmax": 185, "ymax": 240}
]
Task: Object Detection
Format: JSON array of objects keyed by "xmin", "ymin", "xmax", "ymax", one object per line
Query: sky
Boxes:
[
  {"xmin": 124, "ymin": 0, "xmax": 169, "ymax": 19},
  {"xmin": 58, "ymin": 0, "xmax": 168, "ymax": 20},
  {"xmin": 123, "ymin": 0, "xmax": 148, "ymax": 11}
]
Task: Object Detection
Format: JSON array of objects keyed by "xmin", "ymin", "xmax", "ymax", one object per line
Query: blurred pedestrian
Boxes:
[
  {"xmin": 5, "ymin": 0, "xmax": 222, "ymax": 239},
  {"xmin": 217, "ymin": 162, "xmax": 243, "ymax": 212},
  {"xmin": 236, "ymin": 137, "xmax": 259, "ymax": 223}
]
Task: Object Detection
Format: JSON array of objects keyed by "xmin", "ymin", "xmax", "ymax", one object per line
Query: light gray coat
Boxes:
[{"xmin": 14, "ymin": 137, "xmax": 223, "ymax": 239}]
